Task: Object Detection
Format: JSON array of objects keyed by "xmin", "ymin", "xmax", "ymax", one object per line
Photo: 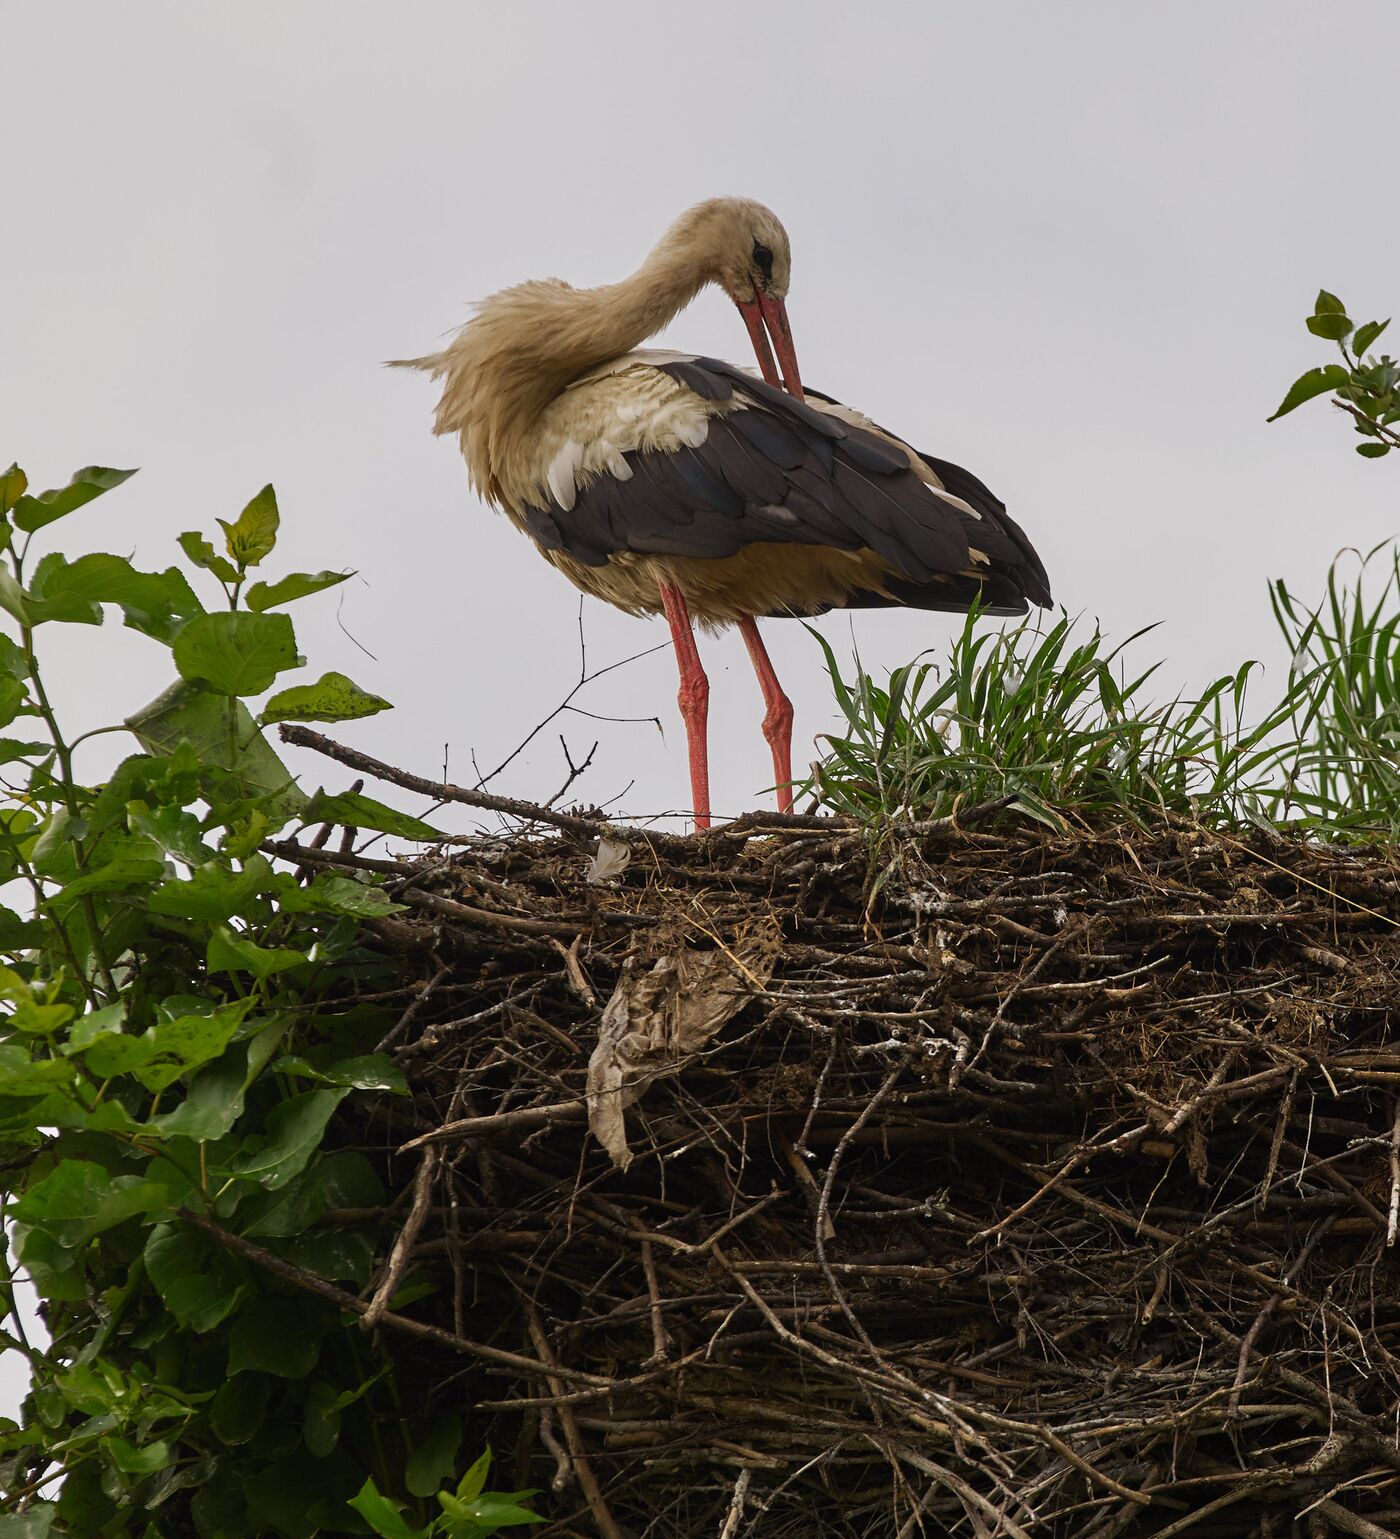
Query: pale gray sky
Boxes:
[
  {"xmin": 5, "ymin": 0, "xmax": 1399, "ymax": 824},
  {"xmin": 3, "ymin": 0, "xmax": 1399, "ymax": 1404}
]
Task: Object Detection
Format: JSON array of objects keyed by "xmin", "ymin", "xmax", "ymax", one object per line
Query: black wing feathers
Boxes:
[{"xmin": 525, "ymin": 357, "xmax": 1051, "ymax": 614}]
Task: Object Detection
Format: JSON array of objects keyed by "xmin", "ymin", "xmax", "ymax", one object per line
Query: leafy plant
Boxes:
[
  {"xmin": 1270, "ymin": 289, "xmax": 1399, "ymax": 457},
  {"xmin": 809, "ymin": 543, "xmax": 1400, "ymax": 841},
  {"xmin": 351, "ymin": 1451, "xmax": 542, "ymax": 1539},
  {"xmin": 0, "ymin": 463, "xmax": 537, "ymax": 1537}
]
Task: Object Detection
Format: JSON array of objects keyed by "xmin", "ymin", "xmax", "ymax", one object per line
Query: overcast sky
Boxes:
[
  {"xmin": 4, "ymin": 0, "xmax": 1400, "ymax": 1406},
  {"xmin": 6, "ymin": 0, "xmax": 1400, "ymax": 825}
]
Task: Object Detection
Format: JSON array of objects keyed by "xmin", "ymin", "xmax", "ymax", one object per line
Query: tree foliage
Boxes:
[
  {"xmin": 0, "ymin": 466, "xmax": 538, "ymax": 1538},
  {"xmin": 1270, "ymin": 288, "xmax": 1400, "ymax": 456}
]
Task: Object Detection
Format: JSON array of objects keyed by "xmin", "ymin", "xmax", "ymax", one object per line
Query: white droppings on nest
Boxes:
[{"xmin": 1053, "ymin": 905, "xmax": 1069, "ymax": 928}]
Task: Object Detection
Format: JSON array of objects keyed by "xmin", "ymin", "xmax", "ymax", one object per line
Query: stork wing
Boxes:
[{"xmin": 521, "ymin": 356, "xmax": 1052, "ymax": 617}]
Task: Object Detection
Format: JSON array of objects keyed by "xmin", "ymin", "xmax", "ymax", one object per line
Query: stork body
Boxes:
[{"xmin": 402, "ymin": 199, "xmax": 1050, "ymax": 827}]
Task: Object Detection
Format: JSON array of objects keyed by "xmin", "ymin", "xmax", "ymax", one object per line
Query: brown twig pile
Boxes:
[{"xmin": 270, "ymin": 731, "xmax": 1400, "ymax": 1539}]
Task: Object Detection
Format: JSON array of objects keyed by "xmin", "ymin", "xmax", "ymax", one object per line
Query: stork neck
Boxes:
[
  {"xmin": 422, "ymin": 232, "xmax": 714, "ymax": 507},
  {"xmin": 588, "ymin": 243, "xmax": 713, "ymax": 363},
  {"xmin": 484, "ymin": 245, "xmax": 708, "ymax": 425}
]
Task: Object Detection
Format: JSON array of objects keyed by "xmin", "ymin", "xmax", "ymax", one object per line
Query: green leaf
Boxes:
[
  {"xmin": 450, "ymin": 1494, "xmax": 545, "ymax": 1531},
  {"xmin": 151, "ymin": 1047, "xmax": 253, "ymax": 1141},
  {"xmin": 243, "ymin": 1450, "xmax": 363, "ymax": 1539},
  {"xmin": 302, "ymin": 1380, "xmax": 342, "ymax": 1458},
  {"xmin": 172, "ymin": 611, "xmax": 300, "ymax": 696},
  {"xmin": 274, "ymin": 1054, "xmax": 408, "ymax": 1094},
  {"xmin": 1357, "ymin": 442, "xmax": 1390, "ymax": 458},
  {"xmin": 0, "ymin": 464, "xmax": 28, "ymax": 516},
  {"xmin": 246, "ymin": 570, "xmax": 353, "ymax": 612},
  {"xmin": 280, "ymin": 1227, "xmax": 375, "ymax": 1287},
  {"xmin": 126, "ymin": 681, "xmax": 303, "ymax": 818},
  {"xmin": 11, "ymin": 1161, "xmax": 170, "ymax": 1248},
  {"xmin": 0, "ymin": 1045, "xmax": 76, "ymax": 1097},
  {"xmin": 1352, "ymin": 319, "xmax": 1390, "ymax": 356},
  {"xmin": 319, "ymin": 1150, "xmax": 385, "ymax": 1207},
  {"xmin": 301, "ymin": 789, "xmax": 440, "ymax": 840},
  {"xmin": 11, "ymin": 466, "xmax": 137, "ymax": 532},
  {"xmin": 0, "ymin": 677, "xmax": 29, "ymax": 731},
  {"xmin": 217, "ymin": 485, "xmax": 279, "ymax": 568},
  {"xmin": 3, "ymin": 998, "xmax": 73, "ymax": 1037},
  {"xmin": 128, "ymin": 804, "xmax": 215, "ymax": 866},
  {"xmin": 226, "ymin": 1297, "xmax": 324, "ymax": 1377},
  {"xmin": 0, "ymin": 1503, "xmax": 58, "ymax": 1539},
  {"xmin": 0, "ymin": 635, "xmax": 27, "ymax": 677},
  {"xmin": 78, "ymin": 1001, "xmax": 251, "ymax": 1091},
  {"xmin": 22, "ymin": 553, "xmax": 101, "ymax": 624},
  {"xmin": 52, "ymin": 855, "xmax": 167, "ymax": 904},
  {"xmin": 277, "ymin": 873, "xmax": 406, "ymax": 918},
  {"xmin": 1314, "ymin": 289, "xmax": 1347, "ymax": 316},
  {"xmin": 0, "ymin": 970, "xmax": 75, "ymax": 1035},
  {"xmin": 138, "ymin": 1003, "xmax": 253, "ymax": 1092},
  {"xmin": 465, "ymin": 1495, "xmax": 545, "ymax": 1530},
  {"xmin": 0, "ymin": 739, "xmax": 58, "ymax": 765},
  {"xmin": 1307, "ymin": 312, "xmax": 1353, "ymax": 341},
  {"xmin": 240, "ymin": 1164, "xmax": 329, "ymax": 1238},
  {"xmin": 1268, "ymin": 364, "xmax": 1351, "ymax": 420},
  {"xmin": 211, "ymin": 1373, "xmax": 270, "ymax": 1446},
  {"xmin": 178, "ymin": 530, "xmax": 239, "ymax": 585},
  {"xmin": 148, "ymin": 855, "xmax": 276, "ymax": 922},
  {"xmin": 144, "ymin": 1224, "xmax": 247, "ymax": 1332},
  {"xmin": 457, "ymin": 1449, "xmax": 492, "ymax": 1503},
  {"xmin": 349, "ymin": 1480, "xmax": 423, "ymax": 1539},
  {"xmin": 106, "ymin": 1435, "xmax": 173, "ymax": 1475},
  {"xmin": 207, "ymin": 925, "xmax": 307, "ymax": 979},
  {"xmin": 232, "ymin": 1088, "xmax": 349, "ymax": 1189},
  {"xmin": 0, "ymin": 567, "xmax": 31, "ymax": 625},
  {"xmin": 261, "ymin": 671, "xmax": 392, "ymax": 725},
  {"xmin": 407, "ymin": 1412, "xmax": 463, "ymax": 1497},
  {"xmin": 28, "ymin": 554, "xmax": 198, "ymax": 632},
  {"xmin": 189, "ymin": 1473, "xmax": 247, "ymax": 1539}
]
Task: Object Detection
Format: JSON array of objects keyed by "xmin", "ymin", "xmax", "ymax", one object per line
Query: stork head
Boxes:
[{"xmin": 664, "ymin": 198, "xmax": 803, "ymax": 401}]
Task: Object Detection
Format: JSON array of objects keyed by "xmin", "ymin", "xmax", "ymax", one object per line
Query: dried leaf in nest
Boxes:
[{"xmin": 587, "ymin": 919, "xmax": 781, "ymax": 1169}]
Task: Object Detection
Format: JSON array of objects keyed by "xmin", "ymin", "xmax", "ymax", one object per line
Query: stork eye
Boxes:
[{"xmin": 752, "ymin": 241, "xmax": 774, "ymax": 277}]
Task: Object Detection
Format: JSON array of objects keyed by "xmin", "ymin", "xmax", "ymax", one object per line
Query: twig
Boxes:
[
  {"xmin": 717, "ymin": 1468, "xmax": 752, "ymax": 1539},
  {"xmin": 1316, "ymin": 1500, "xmax": 1400, "ymax": 1539},
  {"xmin": 638, "ymin": 1238, "xmax": 672, "ymax": 1367},
  {"xmin": 546, "ymin": 735, "xmax": 598, "ymax": 807},
  {"xmin": 526, "ymin": 1305, "xmax": 627, "ymax": 1539},
  {"xmin": 473, "ymin": 604, "xmax": 664, "ymax": 791},
  {"xmin": 1388, "ymin": 1096, "xmax": 1400, "ymax": 1247},
  {"xmin": 280, "ymin": 724, "xmax": 606, "ymax": 836},
  {"xmin": 399, "ymin": 1100, "xmax": 587, "ymax": 1152},
  {"xmin": 177, "ymin": 1207, "xmax": 612, "ymax": 1385},
  {"xmin": 362, "ymin": 1147, "xmax": 439, "ymax": 1329},
  {"xmin": 374, "ymin": 959, "xmax": 451, "ymax": 1054}
]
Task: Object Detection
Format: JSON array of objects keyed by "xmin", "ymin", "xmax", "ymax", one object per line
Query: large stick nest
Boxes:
[{"xmin": 286, "ymin": 801, "xmax": 1400, "ymax": 1538}]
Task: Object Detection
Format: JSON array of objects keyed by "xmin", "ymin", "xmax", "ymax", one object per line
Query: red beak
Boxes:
[{"xmin": 736, "ymin": 292, "xmax": 804, "ymax": 402}]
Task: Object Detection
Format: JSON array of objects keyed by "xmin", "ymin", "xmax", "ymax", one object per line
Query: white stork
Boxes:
[{"xmin": 400, "ymin": 198, "xmax": 1050, "ymax": 828}]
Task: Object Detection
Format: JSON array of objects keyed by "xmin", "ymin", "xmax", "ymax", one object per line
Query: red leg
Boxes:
[
  {"xmin": 657, "ymin": 580, "xmax": 711, "ymax": 830},
  {"xmin": 737, "ymin": 615, "xmax": 795, "ymax": 813}
]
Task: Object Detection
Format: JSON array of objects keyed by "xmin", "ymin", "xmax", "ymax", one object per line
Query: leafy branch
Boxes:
[
  {"xmin": 1269, "ymin": 289, "xmax": 1399, "ymax": 456},
  {"xmin": 0, "ymin": 461, "xmax": 536, "ymax": 1538}
]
